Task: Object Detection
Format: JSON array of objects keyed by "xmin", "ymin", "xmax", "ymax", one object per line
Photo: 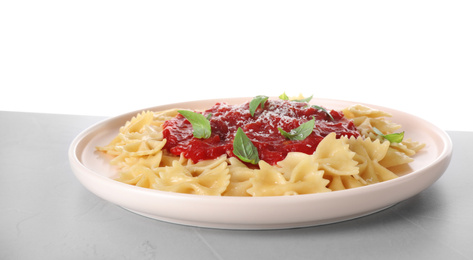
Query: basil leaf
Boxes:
[
  {"xmin": 373, "ymin": 127, "xmax": 404, "ymax": 143},
  {"xmin": 311, "ymin": 105, "xmax": 335, "ymax": 121},
  {"xmin": 278, "ymin": 93, "xmax": 313, "ymax": 103},
  {"xmin": 233, "ymin": 128, "xmax": 260, "ymax": 164},
  {"xmin": 249, "ymin": 95, "xmax": 269, "ymax": 117},
  {"xmin": 383, "ymin": 132, "xmax": 405, "ymax": 143},
  {"xmin": 206, "ymin": 113, "xmax": 213, "ymax": 121},
  {"xmin": 293, "ymin": 95, "xmax": 313, "ymax": 103},
  {"xmin": 178, "ymin": 110, "xmax": 211, "ymax": 139},
  {"xmin": 279, "ymin": 92, "xmax": 289, "ymax": 100},
  {"xmin": 278, "ymin": 117, "xmax": 315, "ymax": 141}
]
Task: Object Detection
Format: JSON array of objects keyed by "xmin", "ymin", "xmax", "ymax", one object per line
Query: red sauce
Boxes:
[{"xmin": 162, "ymin": 99, "xmax": 359, "ymax": 165}]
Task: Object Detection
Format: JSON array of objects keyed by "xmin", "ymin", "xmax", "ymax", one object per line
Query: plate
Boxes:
[{"xmin": 68, "ymin": 97, "xmax": 452, "ymax": 229}]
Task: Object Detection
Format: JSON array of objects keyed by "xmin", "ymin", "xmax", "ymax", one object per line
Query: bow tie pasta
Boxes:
[{"xmin": 96, "ymin": 101, "xmax": 424, "ymax": 196}]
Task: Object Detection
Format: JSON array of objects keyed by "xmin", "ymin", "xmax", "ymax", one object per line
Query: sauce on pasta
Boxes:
[{"xmin": 163, "ymin": 99, "xmax": 359, "ymax": 165}]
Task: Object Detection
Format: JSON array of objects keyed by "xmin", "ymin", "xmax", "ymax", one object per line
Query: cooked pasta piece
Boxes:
[
  {"xmin": 153, "ymin": 155, "xmax": 230, "ymax": 196},
  {"xmin": 118, "ymin": 164, "xmax": 160, "ymax": 188},
  {"xmin": 311, "ymin": 133, "xmax": 364, "ymax": 191},
  {"xmin": 343, "ymin": 104, "xmax": 425, "ymax": 169},
  {"xmin": 115, "ymin": 152, "xmax": 163, "ymax": 187},
  {"xmin": 347, "ymin": 136, "xmax": 398, "ymax": 184},
  {"xmin": 312, "ymin": 133, "xmax": 358, "ymax": 176},
  {"xmin": 222, "ymin": 157, "xmax": 256, "ymax": 196},
  {"xmin": 97, "ymin": 110, "xmax": 167, "ymax": 168},
  {"xmin": 247, "ymin": 154, "xmax": 330, "ymax": 196}
]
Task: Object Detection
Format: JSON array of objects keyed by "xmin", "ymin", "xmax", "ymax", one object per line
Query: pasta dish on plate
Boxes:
[{"xmin": 96, "ymin": 94, "xmax": 424, "ymax": 197}]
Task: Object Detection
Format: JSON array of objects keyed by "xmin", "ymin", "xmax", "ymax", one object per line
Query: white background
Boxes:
[{"xmin": 1, "ymin": 0, "xmax": 472, "ymax": 131}]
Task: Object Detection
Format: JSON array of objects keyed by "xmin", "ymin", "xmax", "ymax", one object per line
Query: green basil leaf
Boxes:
[
  {"xmin": 279, "ymin": 92, "xmax": 289, "ymax": 100},
  {"xmin": 293, "ymin": 95, "xmax": 313, "ymax": 103},
  {"xmin": 372, "ymin": 127, "xmax": 384, "ymax": 137},
  {"xmin": 233, "ymin": 127, "xmax": 260, "ymax": 164},
  {"xmin": 384, "ymin": 132, "xmax": 405, "ymax": 143},
  {"xmin": 311, "ymin": 105, "xmax": 335, "ymax": 121},
  {"xmin": 278, "ymin": 117, "xmax": 315, "ymax": 140},
  {"xmin": 373, "ymin": 127, "xmax": 404, "ymax": 143},
  {"xmin": 178, "ymin": 110, "xmax": 211, "ymax": 139},
  {"xmin": 206, "ymin": 113, "xmax": 213, "ymax": 121},
  {"xmin": 249, "ymin": 95, "xmax": 269, "ymax": 116}
]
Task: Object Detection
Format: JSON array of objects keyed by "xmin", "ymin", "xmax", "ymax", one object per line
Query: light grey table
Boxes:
[{"xmin": 1, "ymin": 111, "xmax": 472, "ymax": 260}]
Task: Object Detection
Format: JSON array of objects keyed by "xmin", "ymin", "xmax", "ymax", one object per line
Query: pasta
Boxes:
[
  {"xmin": 247, "ymin": 153, "xmax": 330, "ymax": 196},
  {"xmin": 96, "ymin": 98, "xmax": 424, "ymax": 196},
  {"xmin": 153, "ymin": 155, "xmax": 230, "ymax": 196}
]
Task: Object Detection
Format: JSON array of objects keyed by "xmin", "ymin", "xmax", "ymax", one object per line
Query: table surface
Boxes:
[{"xmin": 1, "ymin": 111, "xmax": 472, "ymax": 260}]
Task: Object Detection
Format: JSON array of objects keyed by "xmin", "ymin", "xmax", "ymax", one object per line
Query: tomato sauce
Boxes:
[{"xmin": 162, "ymin": 99, "xmax": 359, "ymax": 165}]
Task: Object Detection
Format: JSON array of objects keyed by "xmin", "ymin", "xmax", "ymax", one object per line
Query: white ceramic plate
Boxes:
[{"xmin": 69, "ymin": 97, "xmax": 452, "ymax": 230}]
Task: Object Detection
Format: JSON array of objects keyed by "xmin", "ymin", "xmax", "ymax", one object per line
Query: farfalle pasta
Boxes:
[
  {"xmin": 153, "ymin": 155, "xmax": 230, "ymax": 196},
  {"xmin": 96, "ymin": 96, "xmax": 424, "ymax": 196},
  {"xmin": 223, "ymin": 157, "xmax": 256, "ymax": 196},
  {"xmin": 247, "ymin": 153, "xmax": 330, "ymax": 196},
  {"xmin": 342, "ymin": 104, "xmax": 425, "ymax": 169}
]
